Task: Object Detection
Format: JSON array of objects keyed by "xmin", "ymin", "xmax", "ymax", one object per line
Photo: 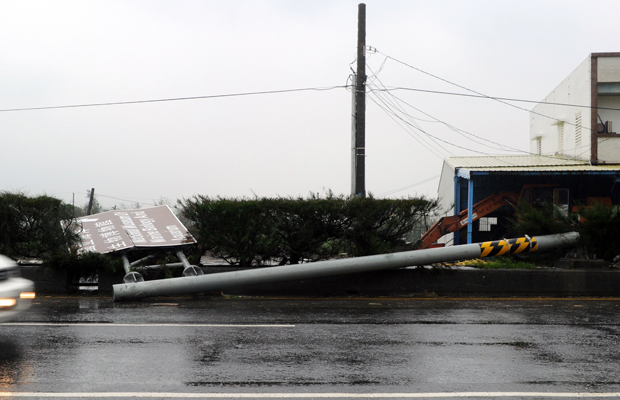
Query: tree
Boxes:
[
  {"xmin": 180, "ymin": 194, "xmax": 440, "ymax": 264},
  {"xmin": 510, "ymin": 201, "xmax": 620, "ymax": 261},
  {"xmin": 342, "ymin": 195, "xmax": 439, "ymax": 256},
  {"xmin": 180, "ymin": 196, "xmax": 279, "ymax": 267},
  {"xmin": 0, "ymin": 191, "xmax": 80, "ymax": 259},
  {"xmin": 265, "ymin": 195, "xmax": 344, "ymax": 264}
]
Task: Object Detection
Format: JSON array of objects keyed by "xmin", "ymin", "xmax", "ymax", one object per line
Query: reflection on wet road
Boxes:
[{"xmin": 1, "ymin": 296, "xmax": 620, "ymax": 399}]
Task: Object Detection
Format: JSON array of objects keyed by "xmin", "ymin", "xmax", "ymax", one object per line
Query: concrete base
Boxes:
[
  {"xmin": 19, "ymin": 266, "xmax": 68, "ymax": 294},
  {"xmin": 556, "ymin": 258, "xmax": 609, "ymax": 269},
  {"xmin": 22, "ymin": 265, "xmax": 620, "ymax": 297},
  {"xmin": 210, "ymin": 267, "xmax": 620, "ymax": 298}
]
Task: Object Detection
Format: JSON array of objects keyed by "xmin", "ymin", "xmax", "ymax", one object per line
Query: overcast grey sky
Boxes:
[{"xmin": 2, "ymin": 0, "xmax": 619, "ymax": 209}]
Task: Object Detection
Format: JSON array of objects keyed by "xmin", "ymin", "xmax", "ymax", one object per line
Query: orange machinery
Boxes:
[
  {"xmin": 419, "ymin": 191, "xmax": 519, "ymax": 249},
  {"xmin": 419, "ymin": 183, "xmax": 611, "ymax": 249}
]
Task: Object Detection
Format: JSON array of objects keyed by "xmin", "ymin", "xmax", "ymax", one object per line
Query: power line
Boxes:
[
  {"xmin": 365, "ymin": 70, "xmax": 527, "ymax": 161},
  {"xmin": 375, "ymin": 174, "xmax": 441, "ymax": 198},
  {"xmin": 366, "ymin": 86, "xmax": 576, "ymax": 167},
  {"xmin": 365, "ymin": 64, "xmax": 453, "ymax": 159},
  {"xmin": 377, "ymin": 86, "xmax": 620, "ymax": 112},
  {"xmin": 376, "ymin": 51, "xmax": 597, "ymax": 136},
  {"xmin": 0, "ymin": 86, "xmax": 348, "ymax": 113},
  {"xmin": 368, "ymin": 82, "xmax": 525, "ymax": 154},
  {"xmin": 95, "ymin": 193, "xmax": 157, "ymax": 206},
  {"xmin": 366, "ymin": 54, "xmax": 529, "ymax": 156},
  {"xmin": 370, "ymin": 81, "xmax": 590, "ymax": 163},
  {"xmin": 373, "ymin": 51, "xmax": 611, "ymax": 164},
  {"xmin": 366, "ymin": 92, "xmax": 449, "ymax": 159},
  {"xmin": 366, "ymin": 62, "xmax": 455, "ymax": 156},
  {"xmin": 368, "ymin": 92, "xmax": 505, "ymax": 157}
]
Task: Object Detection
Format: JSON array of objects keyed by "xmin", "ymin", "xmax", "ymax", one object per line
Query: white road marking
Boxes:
[
  {"xmin": 0, "ymin": 323, "xmax": 294, "ymax": 328},
  {"xmin": 1, "ymin": 393, "xmax": 620, "ymax": 398}
]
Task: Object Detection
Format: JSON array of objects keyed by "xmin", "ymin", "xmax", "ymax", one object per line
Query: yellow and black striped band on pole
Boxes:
[{"xmin": 479, "ymin": 236, "xmax": 538, "ymax": 258}]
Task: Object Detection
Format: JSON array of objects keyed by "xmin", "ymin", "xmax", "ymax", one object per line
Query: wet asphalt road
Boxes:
[{"xmin": 1, "ymin": 295, "xmax": 620, "ymax": 399}]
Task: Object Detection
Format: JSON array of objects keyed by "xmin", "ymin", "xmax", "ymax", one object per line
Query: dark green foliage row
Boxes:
[
  {"xmin": 510, "ymin": 202, "xmax": 620, "ymax": 261},
  {"xmin": 6, "ymin": 190, "xmax": 617, "ymax": 273},
  {"xmin": 0, "ymin": 191, "xmax": 80, "ymax": 259},
  {"xmin": 179, "ymin": 194, "xmax": 439, "ymax": 266}
]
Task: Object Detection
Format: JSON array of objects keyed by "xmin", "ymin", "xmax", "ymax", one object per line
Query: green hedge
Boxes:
[{"xmin": 179, "ymin": 194, "xmax": 439, "ymax": 266}]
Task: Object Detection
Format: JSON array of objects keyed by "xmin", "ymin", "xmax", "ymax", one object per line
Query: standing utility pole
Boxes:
[
  {"xmin": 86, "ymin": 188, "xmax": 95, "ymax": 215},
  {"xmin": 352, "ymin": 3, "xmax": 366, "ymax": 198}
]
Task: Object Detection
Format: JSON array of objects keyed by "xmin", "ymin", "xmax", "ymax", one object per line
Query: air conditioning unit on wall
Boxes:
[{"xmin": 598, "ymin": 121, "xmax": 614, "ymax": 134}]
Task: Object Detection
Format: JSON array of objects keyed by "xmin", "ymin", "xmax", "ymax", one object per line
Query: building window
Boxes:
[
  {"xmin": 479, "ymin": 217, "xmax": 497, "ymax": 232},
  {"xmin": 536, "ymin": 137, "xmax": 541, "ymax": 155},
  {"xmin": 575, "ymin": 111, "xmax": 582, "ymax": 147}
]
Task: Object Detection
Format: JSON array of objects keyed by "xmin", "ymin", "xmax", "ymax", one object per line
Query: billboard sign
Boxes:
[{"xmin": 67, "ymin": 205, "xmax": 196, "ymax": 255}]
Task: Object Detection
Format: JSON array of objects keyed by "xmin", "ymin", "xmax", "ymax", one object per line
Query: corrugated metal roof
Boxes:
[
  {"xmin": 445, "ymin": 155, "xmax": 620, "ymax": 172},
  {"xmin": 467, "ymin": 165, "xmax": 620, "ymax": 172}
]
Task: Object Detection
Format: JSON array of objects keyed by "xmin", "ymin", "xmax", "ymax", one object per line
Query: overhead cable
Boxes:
[
  {"xmin": 378, "ymin": 87, "xmax": 620, "ymax": 112},
  {"xmin": 368, "ymin": 92, "xmax": 508, "ymax": 157},
  {"xmin": 0, "ymin": 86, "xmax": 347, "ymax": 113},
  {"xmin": 376, "ymin": 51, "xmax": 596, "ymax": 135},
  {"xmin": 94, "ymin": 193, "xmax": 157, "ymax": 207},
  {"xmin": 365, "ymin": 63, "xmax": 525, "ymax": 162},
  {"xmin": 365, "ymin": 63, "xmax": 454, "ymax": 158},
  {"xmin": 367, "ymin": 82, "xmax": 523, "ymax": 154},
  {"xmin": 366, "ymin": 92, "xmax": 449, "ymax": 159},
  {"xmin": 375, "ymin": 174, "xmax": 441, "ymax": 198}
]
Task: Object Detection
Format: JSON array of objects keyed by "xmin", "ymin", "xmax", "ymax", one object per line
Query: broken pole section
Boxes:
[{"xmin": 113, "ymin": 232, "xmax": 579, "ymax": 301}]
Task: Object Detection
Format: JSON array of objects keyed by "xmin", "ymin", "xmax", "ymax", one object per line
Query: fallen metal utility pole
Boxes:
[{"xmin": 113, "ymin": 232, "xmax": 579, "ymax": 301}]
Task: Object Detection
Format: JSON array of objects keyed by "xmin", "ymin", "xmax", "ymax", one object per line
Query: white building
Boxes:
[
  {"xmin": 530, "ymin": 52, "xmax": 620, "ymax": 164},
  {"xmin": 431, "ymin": 53, "xmax": 620, "ymax": 247}
]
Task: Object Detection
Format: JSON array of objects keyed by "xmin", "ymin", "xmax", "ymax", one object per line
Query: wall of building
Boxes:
[
  {"xmin": 597, "ymin": 95, "xmax": 620, "ymax": 131},
  {"xmin": 437, "ymin": 160, "xmax": 456, "ymax": 218},
  {"xmin": 594, "ymin": 57, "xmax": 620, "ymax": 163},
  {"xmin": 530, "ymin": 55, "xmax": 592, "ymax": 160},
  {"xmin": 598, "ymin": 136, "xmax": 620, "ymax": 163},
  {"xmin": 598, "ymin": 56, "xmax": 620, "ymax": 82},
  {"xmin": 435, "ymin": 161, "xmax": 458, "ymax": 245},
  {"xmin": 597, "ymin": 57, "xmax": 620, "ymax": 163}
]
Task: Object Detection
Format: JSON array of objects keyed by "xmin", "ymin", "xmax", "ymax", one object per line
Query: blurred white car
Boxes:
[{"xmin": 0, "ymin": 254, "xmax": 35, "ymax": 323}]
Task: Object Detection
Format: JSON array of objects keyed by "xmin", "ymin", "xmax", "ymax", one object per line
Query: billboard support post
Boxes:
[
  {"xmin": 121, "ymin": 254, "xmax": 145, "ymax": 283},
  {"xmin": 122, "ymin": 255, "xmax": 131, "ymax": 274}
]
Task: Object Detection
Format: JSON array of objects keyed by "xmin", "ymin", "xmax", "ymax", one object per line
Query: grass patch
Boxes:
[{"xmin": 454, "ymin": 258, "xmax": 540, "ymax": 270}]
